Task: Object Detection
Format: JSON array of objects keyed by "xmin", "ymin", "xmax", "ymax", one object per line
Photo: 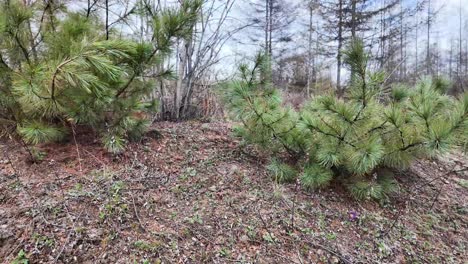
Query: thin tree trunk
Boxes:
[
  {"xmin": 459, "ymin": 0, "xmax": 463, "ymax": 92},
  {"xmin": 181, "ymin": 34, "xmax": 194, "ymax": 119},
  {"xmin": 351, "ymin": 0, "xmax": 356, "ymax": 39},
  {"xmin": 175, "ymin": 39, "xmax": 186, "ymax": 120},
  {"xmin": 265, "ymin": 0, "xmax": 269, "ymax": 56},
  {"xmin": 105, "ymin": 0, "xmax": 109, "ymax": 40},
  {"xmin": 415, "ymin": 9, "xmax": 419, "ymax": 76},
  {"xmin": 426, "ymin": 0, "xmax": 431, "ymax": 75},
  {"xmin": 399, "ymin": 0, "xmax": 405, "ymax": 80},
  {"xmin": 449, "ymin": 39, "xmax": 453, "ymax": 79},
  {"xmin": 336, "ymin": 0, "xmax": 343, "ymax": 96},
  {"xmin": 87, "ymin": 0, "xmax": 92, "ymax": 17},
  {"xmin": 268, "ymin": 0, "xmax": 273, "ymax": 57},
  {"xmin": 306, "ymin": 1, "xmax": 314, "ymax": 98},
  {"xmin": 380, "ymin": 0, "xmax": 387, "ymax": 69}
]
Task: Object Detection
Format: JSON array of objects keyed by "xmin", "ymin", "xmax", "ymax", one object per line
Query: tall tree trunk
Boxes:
[
  {"xmin": 336, "ymin": 0, "xmax": 343, "ymax": 96},
  {"xmin": 449, "ymin": 39, "xmax": 453, "ymax": 80},
  {"xmin": 306, "ymin": 1, "xmax": 314, "ymax": 98},
  {"xmin": 105, "ymin": 0, "xmax": 109, "ymax": 40},
  {"xmin": 182, "ymin": 35, "xmax": 194, "ymax": 119},
  {"xmin": 459, "ymin": 0, "xmax": 463, "ymax": 92},
  {"xmin": 399, "ymin": 0, "xmax": 405, "ymax": 80},
  {"xmin": 268, "ymin": 0, "xmax": 273, "ymax": 56},
  {"xmin": 426, "ymin": 0, "xmax": 431, "ymax": 75},
  {"xmin": 415, "ymin": 8, "xmax": 419, "ymax": 76},
  {"xmin": 175, "ymin": 39, "xmax": 186, "ymax": 120},
  {"xmin": 351, "ymin": 0, "xmax": 356, "ymax": 39},
  {"xmin": 465, "ymin": 39, "xmax": 467, "ymax": 91},
  {"xmin": 265, "ymin": 0, "xmax": 269, "ymax": 56},
  {"xmin": 380, "ymin": 0, "xmax": 387, "ymax": 69},
  {"xmin": 87, "ymin": 0, "xmax": 92, "ymax": 17}
]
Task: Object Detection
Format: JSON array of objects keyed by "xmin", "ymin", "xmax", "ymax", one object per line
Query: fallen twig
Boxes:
[{"xmin": 130, "ymin": 192, "xmax": 146, "ymax": 232}]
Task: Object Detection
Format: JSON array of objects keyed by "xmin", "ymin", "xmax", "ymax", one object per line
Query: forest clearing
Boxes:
[{"xmin": 0, "ymin": 0, "xmax": 467, "ymax": 263}]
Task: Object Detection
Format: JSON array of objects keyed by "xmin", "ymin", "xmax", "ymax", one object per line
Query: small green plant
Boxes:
[
  {"xmin": 186, "ymin": 213, "xmax": 203, "ymax": 225},
  {"xmin": 218, "ymin": 248, "xmax": 231, "ymax": 257},
  {"xmin": 99, "ymin": 181, "xmax": 128, "ymax": 221},
  {"xmin": 456, "ymin": 178, "xmax": 468, "ymax": 189},
  {"xmin": 179, "ymin": 167, "xmax": 197, "ymax": 181},
  {"xmin": 29, "ymin": 147, "xmax": 47, "ymax": 163},
  {"xmin": 12, "ymin": 249, "xmax": 29, "ymax": 264},
  {"xmin": 32, "ymin": 233, "xmax": 55, "ymax": 248},
  {"xmin": 68, "ymin": 183, "xmax": 93, "ymax": 198},
  {"xmin": 262, "ymin": 232, "xmax": 276, "ymax": 243},
  {"xmin": 133, "ymin": 240, "xmax": 162, "ymax": 252},
  {"xmin": 325, "ymin": 232, "xmax": 337, "ymax": 241},
  {"xmin": 376, "ymin": 241, "xmax": 392, "ymax": 258},
  {"xmin": 299, "ymin": 227, "xmax": 313, "ymax": 235},
  {"xmin": 317, "ymin": 213, "xmax": 326, "ymax": 230},
  {"xmin": 246, "ymin": 225, "xmax": 257, "ymax": 239}
]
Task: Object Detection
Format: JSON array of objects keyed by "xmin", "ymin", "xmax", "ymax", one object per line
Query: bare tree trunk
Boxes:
[
  {"xmin": 415, "ymin": 9, "xmax": 419, "ymax": 76},
  {"xmin": 181, "ymin": 34, "xmax": 194, "ymax": 119},
  {"xmin": 435, "ymin": 32, "xmax": 439, "ymax": 76},
  {"xmin": 351, "ymin": 0, "xmax": 356, "ymax": 39},
  {"xmin": 266, "ymin": 0, "xmax": 269, "ymax": 54},
  {"xmin": 380, "ymin": 0, "xmax": 387, "ymax": 69},
  {"xmin": 399, "ymin": 0, "xmax": 405, "ymax": 80},
  {"xmin": 156, "ymin": 59, "xmax": 168, "ymax": 120},
  {"xmin": 459, "ymin": 0, "xmax": 463, "ymax": 92},
  {"xmin": 336, "ymin": 0, "xmax": 343, "ymax": 96},
  {"xmin": 426, "ymin": 0, "xmax": 431, "ymax": 75},
  {"xmin": 449, "ymin": 39, "xmax": 453, "ymax": 80},
  {"xmin": 315, "ymin": 20, "xmax": 319, "ymax": 92},
  {"xmin": 306, "ymin": 1, "xmax": 314, "ymax": 98},
  {"xmin": 105, "ymin": 0, "xmax": 109, "ymax": 40},
  {"xmin": 465, "ymin": 39, "xmax": 467, "ymax": 92},
  {"xmin": 175, "ymin": 39, "xmax": 186, "ymax": 120},
  {"xmin": 268, "ymin": 0, "xmax": 273, "ymax": 56}
]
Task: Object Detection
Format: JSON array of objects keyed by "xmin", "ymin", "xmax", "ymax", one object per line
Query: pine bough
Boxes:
[{"xmin": 223, "ymin": 40, "xmax": 468, "ymax": 200}]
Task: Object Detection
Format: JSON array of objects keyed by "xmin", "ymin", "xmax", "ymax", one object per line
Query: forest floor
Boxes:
[{"xmin": 0, "ymin": 121, "xmax": 467, "ymax": 264}]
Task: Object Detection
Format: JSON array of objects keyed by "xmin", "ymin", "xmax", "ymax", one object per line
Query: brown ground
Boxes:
[{"xmin": 0, "ymin": 122, "xmax": 467, "ymax": 263}]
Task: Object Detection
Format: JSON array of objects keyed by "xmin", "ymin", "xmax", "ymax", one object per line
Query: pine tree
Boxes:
[
  {"xmin": 0, "ymin": 0, "xmax": 202, "ymax": 153},
  {"xmin": 224, "ymin": 39, "xmax": 468, "ymax": 201}
]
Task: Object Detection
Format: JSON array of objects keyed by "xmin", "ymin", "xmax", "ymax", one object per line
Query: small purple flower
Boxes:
[{"xmin": 348, "ymin": 210, "xmax": 359, "ymax": 222}]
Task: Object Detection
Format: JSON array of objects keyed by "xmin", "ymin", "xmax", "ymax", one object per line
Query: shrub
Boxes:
[
  {"xmin": 0, "ymin": 0, "xmax": 202, "ymax": 153},
  {"xmin": 223, "ymin": 40, "xmax": 468, "ymax": 200}
]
